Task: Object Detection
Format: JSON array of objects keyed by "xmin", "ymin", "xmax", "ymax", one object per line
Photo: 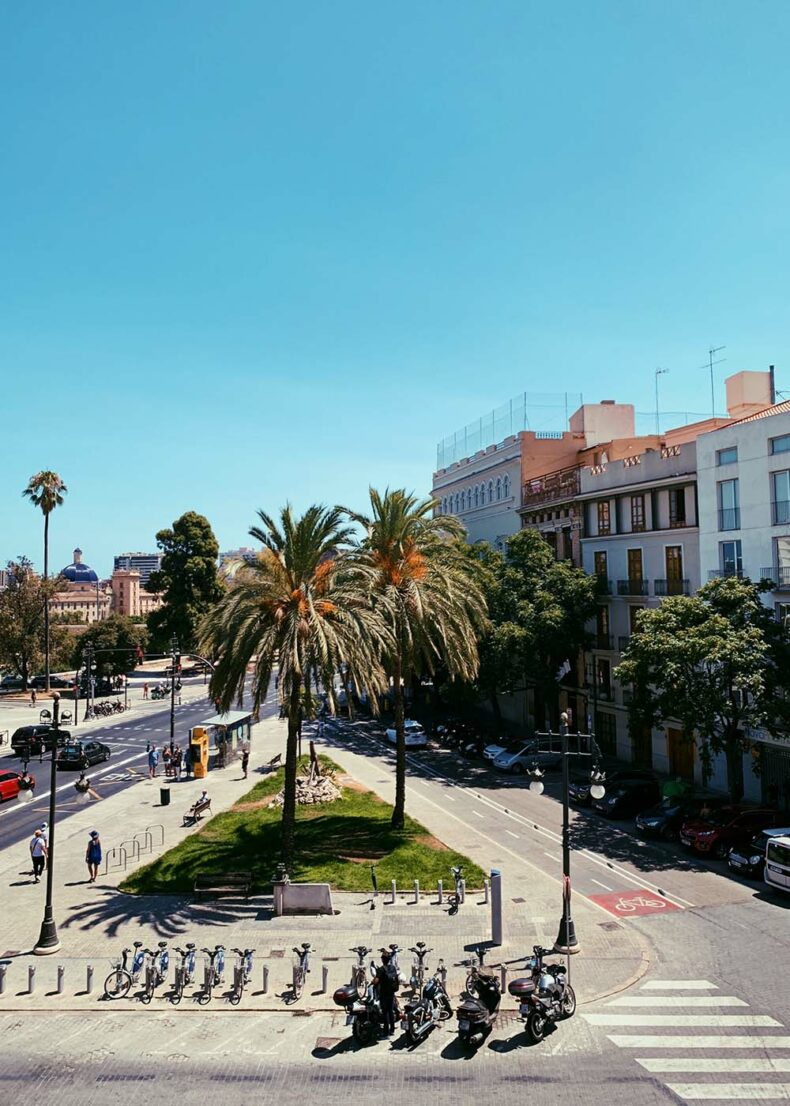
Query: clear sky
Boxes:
[{"xmin": 3, "ymin": 2, "xmax": 790, "ymax": 575}]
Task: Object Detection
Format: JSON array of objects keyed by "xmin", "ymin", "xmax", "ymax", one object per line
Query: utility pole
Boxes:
[
  {"xmin": 704, "ymin": 346, "xmax": 726, "ymax": 418},
  {"xmin": 34, "ymin": 694, "xmax": 61, "ymax": 954},
  {"xmin": 170, "ymin": 633, "xmax": 179, "ymax": 754},
  {"xmin": 655, "ymin": 367, "xmax": 669, "ymax": 435}
]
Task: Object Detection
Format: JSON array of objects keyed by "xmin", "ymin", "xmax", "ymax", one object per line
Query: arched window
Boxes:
[
  {"xmin": 503, "ymin": 475, "xmax": 510, "ymax": 498},
  {"xmin": 488, "ymin": 480, "xmax": 494, "ymax": 503},
  {"xmin": 474, "ymin": 485, "xmax": 480, "ymax": 508},
  {"xmin": 460, "ymin": 490, "xmax": 466, "ymax": 511},
  {"xmin": 454, "ymin": 493, "xmax": 460, "ymax": 513},
  {"xmin": 496, "ymin": 478, "xmax": 502, "ymax": 501}
]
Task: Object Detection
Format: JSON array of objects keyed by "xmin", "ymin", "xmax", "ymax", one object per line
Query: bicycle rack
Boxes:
[
  {"xmin": 119, "ymin": 839, "xmax": 141, "ymax": 864},
  {"xmin": 102, "ymin": 846, "xmax": 128, "ymax": 874},
  {"xmin": 144, "ymin": 824, "xmax": 165, "ymax": 848},
  {"xmin": 133, "ymin": 829, "xmax": 153, "ymax": 856}
]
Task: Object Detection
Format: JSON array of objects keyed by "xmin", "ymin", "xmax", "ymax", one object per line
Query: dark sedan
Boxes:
[
  {"xmin": 571, "ymin": 769, "xmax": 657, "ymax": 807},
  {"xmin": 56, "ymin": 741, "xmax": 111, "ymax": 771},
  {"xmin": 635, "ymin": 795, "xmax": 728, "ymax": 842},
  {"xmin": 592, "ymin": 778, "xmax": 662, "ymax": 818},
  {"xmin": 11, "ymin": 725, "xmax": 71, "ymax": 757},
  {"xmin": 680, "ymin": 807, "xmax": 787, "ymax": 858},
  {"xmin": 728, "ymin": 826, "xmax": 790, "ymax": 878}
]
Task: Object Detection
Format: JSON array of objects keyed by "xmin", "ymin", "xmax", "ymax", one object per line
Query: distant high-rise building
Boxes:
[
  {"xmin": 219, "ymin": 547, "xmax": 258, "ymax": 567},
  {"xmin": 113, "ymin": 552, "xmax": 162, "ymax": 585}
]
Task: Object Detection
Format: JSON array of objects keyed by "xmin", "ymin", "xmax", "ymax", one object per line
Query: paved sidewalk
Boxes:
[{"xmin": 0, "ymin": 710, "xmax": 652, "ymax": 1012}]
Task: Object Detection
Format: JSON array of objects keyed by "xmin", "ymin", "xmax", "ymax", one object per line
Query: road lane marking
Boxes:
[
  {"xmin": 591, "ymin": 879, "xmax": 612, "ymax": 890},
  {"xmin": 0, "ymin": 749, "xmax": 147, "ymax": 819},
  {"xmin": 506, "ymin": 830, "xmax": 520, "ymax": 839},
  {"xmin": 472, "ymin": 810, "xmax": 484, "ymax": 818},
  {"xmin": 639, "ymin": 1060, "xmax": 790, "ymax": 1074},
  {"xmin": 586, "ymin": 1014, "xmax": 782, "ymax": 1027},
  {"xmin": 666, "ymin": 1084, "xmax": 790, "ymax": 1100},
  {"xmin": 544, "ymin": 851, "xmax": 558, "ymax": 861},
  {"xmin": 641, "ymin": 980, "xmax": 718, "ymax": 990},
  {"xmin": 607, "ymin": 996, "xmax": 748, "ymax": 1007},
  {"xmin": 609, "ymin": 1036, "xmax": 790, "ymax": 1049}
]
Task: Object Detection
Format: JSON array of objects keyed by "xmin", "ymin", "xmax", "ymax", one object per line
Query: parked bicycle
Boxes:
[
  {"xmin": 349, "ymin": 945, "xmax": 371, "ymax": 998},
  {"xmin": 103, "ymin": 940, "xmax": 145, "ymax": 1000},
  {"xmin": 229, "ymin": 948, "xmax": 255, "ymax": 1006},
  {"xmin": 171, "ymin": 943, "xmax": 197, "ymax": 1005},
  {"xmin": 408, "ymin": 941, "xmax": 433, "ymax": 992},
  {"xmin": 198, "ymin": 945, "xmax": 226, "ymax": 1005},
  {"xmin": 448, "ymin": 865, "xmax": 464, "ymax": 916},
  {"xmin": 291, "ymin": 942, "xmax": 312, "ymax": 1001},
  {"xmin": 140, "ymin": 941, "xmax": 170, "ymax": 1005}
]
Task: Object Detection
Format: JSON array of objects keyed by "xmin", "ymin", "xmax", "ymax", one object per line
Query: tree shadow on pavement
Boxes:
[
  {"xmin": 60, "ymin": 887, "xmax": 268, "ymax": 940},
  {"xmin": 567, "ymin": 814, "xmax": 712, "ymax": 875}
]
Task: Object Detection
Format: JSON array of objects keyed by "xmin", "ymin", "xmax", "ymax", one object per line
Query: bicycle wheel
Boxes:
[
  {"xmin": 140, "ymin": 989, "xmax": 153, "ymax": 1005},
  {"xmin": 103, "ymin": 969, "xmax": 132, "ymax": 1000},
  {"xmin": 229, "ymin": 987, "xmax": 242, "ymax": 1006},
  {"xmin": 198, "ymin": 986, "xmax": 212, "ymax": 1006},
  {"xmin": 353, "ymin": 969, "xmax": 366, "ymax": 999}
]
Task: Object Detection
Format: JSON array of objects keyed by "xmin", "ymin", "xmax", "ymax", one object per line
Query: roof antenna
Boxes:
[{"xmin": 702, "ymin": 346, "xmax": 726, "ymax": 417}]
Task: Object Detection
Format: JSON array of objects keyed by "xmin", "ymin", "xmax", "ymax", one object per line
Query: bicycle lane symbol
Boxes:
[{"xmin": 588, "ymin": 888, "xmax": 682, "ymax": 917}]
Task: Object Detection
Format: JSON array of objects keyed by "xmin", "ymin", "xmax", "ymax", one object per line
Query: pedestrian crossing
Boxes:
[{"xmin": 583, "ymin": 979, "xmax": 790, "ymax": 1101}]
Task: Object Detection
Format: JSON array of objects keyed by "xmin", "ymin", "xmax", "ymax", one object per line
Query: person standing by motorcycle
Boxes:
[{"xmin": 373, "ymin": 950, "xmax": 399, "ymax": 1036}]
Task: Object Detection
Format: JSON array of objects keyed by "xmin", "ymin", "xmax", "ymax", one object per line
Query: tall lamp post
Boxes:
[
  {"xmin": 34, "ymin": 693, "xmax": 62, "ymax": 954},
  {"xmin": 530, "ymin": 712, "xmax": 605, "ymax": 955},
  {"xmin": 170, "ymin": 634, "xmax": 179, "ymax": 754}
]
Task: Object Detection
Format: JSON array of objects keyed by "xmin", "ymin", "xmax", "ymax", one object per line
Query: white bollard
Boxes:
[
  {"xmin": 0, "ymin": 963, "xmax": 8, "ymax": 995},
  {"xmin": 459, "ymin": 878, "xmax": 466, "ymax": 904},
  {"xmin": 262, "ymin": 965, "xmax": 269, "ymax": 994},
  {"xmin": 483, "ymin": 878, "xmax": 490, "ymax": 904},
  {"xmin": 322, "ymin": 964, "xmax": 329, "ymax": 994},
  {"xmin": 437, "ymin": 879, "xmax": 443, "ymax": 904},
  {"xmin": 27, "ymin": 965, "xmax": 36, "ymax": 994},
  {"xmin": 86, "ymin": 964, "xmax": 94, "ymax": 994},
  {"xmin": 57, "ymin": 965, "xmax": 65, "ymax": 995},
  {"xmin": 389, "ymin": 879, "xmax": 397, "ymax": 904},
  {"xmin": 500, "ymin": 964, "xmax": 508, "ymax": 991},
  {"xmin": 413, "ymin": 879, "xmax": 420, "ymax": 904}
]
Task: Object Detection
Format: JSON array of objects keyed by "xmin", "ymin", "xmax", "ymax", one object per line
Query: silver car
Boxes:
[{"xmin": 492, "ymin": 742, "xmax": 563, "ymax": 774}]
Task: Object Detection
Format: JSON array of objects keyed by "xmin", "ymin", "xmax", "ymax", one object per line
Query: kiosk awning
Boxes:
[{"xmin": 199, "ymin": 711, "xmax": 253, "ymax": 727}]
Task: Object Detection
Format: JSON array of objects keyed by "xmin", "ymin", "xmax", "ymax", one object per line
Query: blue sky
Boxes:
[{"xmin": 3, "ymin": 2, "xmax": 790, "ymax": 575}]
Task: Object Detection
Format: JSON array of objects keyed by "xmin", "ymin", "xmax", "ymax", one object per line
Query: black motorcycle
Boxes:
[
  {"xmin": 508, "ymin": 945, "xmax": 577, "ymax": 1043},
  {"xmin": 455, "ymin": 960, "xmax": 501, "ymax": 1047},
  {"xmin": 333, "ymin": 981, "xmax": 382, "ymax": 1045},
  {"xmin": 402, "ymin": 964, "xmax": 452, "ymax": 1043}
]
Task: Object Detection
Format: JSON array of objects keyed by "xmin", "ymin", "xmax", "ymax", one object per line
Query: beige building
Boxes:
[{"xmin": 110, "ymin": 569, "xmax": 162, "ymax": 618}]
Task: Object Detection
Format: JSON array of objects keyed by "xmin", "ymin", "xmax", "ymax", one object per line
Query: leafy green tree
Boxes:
[
  {"xmin": 73, "ymin": 616, "xmax": 148, "ymax": 678},
  {"xmin": 147, "ymin": 511, "xmax": 222, "ymax": 651},
  {"xmin": 346, "ymin": 489, "xmax": 487, "ymax": 829},
  {"xmin": 22, "ymin": 471, "xmax": 67, "ymax": 690},
  {"xmin": 615, "ymin": 576, "xmax": 790, "ymax": 801},
  {"xmin": 0, "ymin": 558, "xmax": 58, "ymax": 687},
  {"xmin": 200, "ymin": 505, "xmax": 390, "ymax": 874}
]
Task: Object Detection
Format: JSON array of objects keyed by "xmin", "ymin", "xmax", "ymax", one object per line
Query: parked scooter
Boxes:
[
  {"xmin": 455, "ymin": 954, "xmax": 501, "ymax": 1047},
  {"xmin": 508, "ymin": 945, "xmax": 577, "ymax": 1043},
  {"xmin": 401, "ymin": 961, "xmax": 452, "ymax": 1043},
  {"xmin": 333, "ymin": 978, "xmax": 383, "ymax": 1045}
]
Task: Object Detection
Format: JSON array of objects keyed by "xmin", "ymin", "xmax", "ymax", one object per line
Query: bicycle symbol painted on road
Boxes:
[
  {"xmin": 589, "ymin": 888, "xmax": 681, "ymax": 917},
  {"xmin": 613, "ymin": 894, "xmax": 667, "ymax": 913}
]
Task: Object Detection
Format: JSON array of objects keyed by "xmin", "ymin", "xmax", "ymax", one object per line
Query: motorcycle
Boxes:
[
  {"xmin": 401, "ymin": 964, "xmax": 453, "ymax": 1044},
  {"xmin": 333, "ymin": 979, "xmax": 383, "ymax": 1045},
  {"xmin": 508, "ymin": 945, "xmax": 577, "ymax": 1043},
  {"xmin": 455, "ymin": 958, "xmax": 501, "ymax": 1047}
]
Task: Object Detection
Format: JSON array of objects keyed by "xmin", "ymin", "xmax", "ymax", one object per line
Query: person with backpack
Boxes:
[{"xmin": 373, "ymin": 949, "xmax": 399, "ymax": 1036}]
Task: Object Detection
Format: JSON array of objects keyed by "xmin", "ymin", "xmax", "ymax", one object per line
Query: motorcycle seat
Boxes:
[
  {"xmin": 332, "ymin": 984, "xmax": 358, "ymax": 1007},
  {"xmin": 508, "ymin": 977, "xmax": 536, "ymax": 997}
]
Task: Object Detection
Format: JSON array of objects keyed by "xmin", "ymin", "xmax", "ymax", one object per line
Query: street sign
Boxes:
[{"xmin": 589, "ymin": 888, "xmax": 681, "ymax": 917}]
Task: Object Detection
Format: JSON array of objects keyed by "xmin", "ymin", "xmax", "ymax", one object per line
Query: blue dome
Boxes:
[{"xmin": 61, "ymin": 548, "xmax": 98, "ymax": 584}]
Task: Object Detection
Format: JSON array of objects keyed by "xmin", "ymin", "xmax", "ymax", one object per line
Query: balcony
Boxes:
[
  {"xmin": 522, "ymin": 466, "xmax": 580, "ymax": 508},
  {"xmin": 718, "ymin": 507, "xmax": 741, "ymax": 531},
  {"xmin": 618, "ymin": 635, "xmax": 631, "ymax": 652},
  {"xmin": 654, "ymin": 578, "xmax": 690, "ymax": 596},
  {"xmin": 708, "ymin": 568, "xmax": 744, "ymax": 581},
  {"xmin": 595, "ymin": 576, "xmax": 612, "ymax": 596},
  {"xmin": 617, "ymin": 578, "xmax": 649, "ymax": 596},
  {"xmin": 593, "ymin": 632, "xmax": 614, "ymax": 650},
  {"xmin": 760, "ymin": 567, "xmax": 790, "ymax": 590},
  {"xmin": 773, "ymin": 501, "xmax": 790, "ymax": 526}
]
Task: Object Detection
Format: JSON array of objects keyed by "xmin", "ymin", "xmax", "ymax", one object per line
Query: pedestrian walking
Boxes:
[
  {"xmin": 373, "ymin": 950, "xmax": 399, "ymax": 1036},
  {"xmin": 85, "ymin": 830, "xmax": 102, "ymax": 883},
  {"xmin": 148, "ymin": 744, "xmax": 159, "ymax": 779},
  {"xmin": 241, "ymin": 747, "xmax": 250, "ymax": 778},
  {"xmin": 183, "ymin": 743, "xmax": 193, "ymax": 778},
  {"xmin": 38, "ymin": 822, "xmax": 49, "ymax": 847},
  {"xmin": 30, "ymin": 688, "xmax": 36, "ymax": 708},
  {"xmin": 143, "ymin": 683, "xmax": 149, "ymax": 700},
  {"xmin": 29, "ymin": 830, "xmax": 47, "ymax": 882},
  {"xmin": 163, "ymin": 745, "xmax": 172, "ymax": 777}
]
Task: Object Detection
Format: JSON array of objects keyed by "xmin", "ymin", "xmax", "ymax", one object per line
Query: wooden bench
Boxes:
[
  {"xmin": 193, "ymin": 872, "xmax": 251, "ymax": 900},
  {"xmin": 183, "ymin": 797, "xmax": 212, "ymax": 825}
]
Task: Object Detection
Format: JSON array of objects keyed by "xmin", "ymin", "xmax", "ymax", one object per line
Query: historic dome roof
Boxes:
[{"xmin": 61, "ymin": 547, "xmax": 99, "ymax": 584}]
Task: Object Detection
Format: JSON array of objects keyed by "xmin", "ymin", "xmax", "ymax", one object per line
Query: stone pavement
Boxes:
[{"xmin": 0, "ymin": 708, "xmax": 652, "ymax": 1012}]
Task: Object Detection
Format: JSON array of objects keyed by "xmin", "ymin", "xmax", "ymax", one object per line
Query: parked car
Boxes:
[
  {"xmin": 0, "ymin": 674, "xmax": 26, "ymax": 691},
  {"xmin": 492, "ymin": 741, "xmax": 564, "ymax": 774},
  {"xmin": 385, "ymin": 720, "xmax": 428, "ymax": 748},
  {"xmin": 592, "ymin": 777, "xmax": 662, "ymax": 818},
  {"xmin": 11, "ymin": 725, "xmax": 71, "ymax": 757},
  {"xmin": 680, "ymin": 807, "xmax": 787, "ymax": 858},
  {"xmin": 56, "ymin": 741, "xmax": 111, "ymax": 771},
  {"xmin": 483, "ymin": 739, "xmax": 516, "ymax": 762},
  {"xmin": 0, "ymin": 769, "xmax": 36, "ymax": 803},
  {"xmin": 728, "ymin": 826, "xmax": 790, "ymax": 879},
  {"xmin": 571, "ymin": 769, "xmax": 657, "ymax": 807},
  {"xmin": 635, "ymin": 795, "xmax": 727, "ymax": 842},
  {"xmin": 30, "ymin": 674, "xmax": 71, "ymax": 689}
]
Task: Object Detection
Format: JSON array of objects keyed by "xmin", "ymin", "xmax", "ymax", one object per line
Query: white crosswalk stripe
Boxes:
[
  {"xmin": 666, "ymin": 1084, "xmax": 790, "ymax": 1100},
  {"xmin": 585, "ymin": 1014, "xmax": 781, "ymax": 1027},
  {"xmin": 610, "ymin": 1036, "xmax": 790, "ymax": 1049},
  {"xmin": 608, "ymin": 996, "xmax": 748, "ymax": 1008},
  {"xmin": 638, "ymin": 1060, "xmax": 790, "ymax": 1073},
  {"xmin": 641, "ymin": 980, "xmax": 718, "ymax": 990}
]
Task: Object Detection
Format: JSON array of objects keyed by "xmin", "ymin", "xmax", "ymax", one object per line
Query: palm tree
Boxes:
[
  {"xmin": 22, "ymin": 471, "xmax": 68, "ymax": 693},
  {"xmin": 346, "ymin": 488, "xmax": 487, "ymax": 829},
  {"xmin": 200, "ymin": 504, "xmax": 391, "ymax": 874}
]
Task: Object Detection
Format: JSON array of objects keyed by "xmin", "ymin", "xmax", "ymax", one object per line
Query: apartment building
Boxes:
[{"xmin": 113, "ymin": 552, "xmax": 162, "ymax": 586}]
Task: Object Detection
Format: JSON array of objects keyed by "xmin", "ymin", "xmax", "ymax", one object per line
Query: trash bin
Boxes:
[{"xmin": 160, "ymin": 786, "xmax": 171, "ymax": 807}]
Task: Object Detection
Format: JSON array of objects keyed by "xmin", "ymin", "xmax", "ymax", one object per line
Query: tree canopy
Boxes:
[
  {"xmin": 615, "ymin": 576, "xmax": 790, "ymax": 801},
  {"xmin": 0, "ymin": 558, "xmax": 66, "ymax": 686},
  {"xmin": 72, "ymin": 616, "xmax": 148, "ymax": 678},
  {"xmin": 147, "ymin": 511, "xmax": 222, "ymax": 651}
]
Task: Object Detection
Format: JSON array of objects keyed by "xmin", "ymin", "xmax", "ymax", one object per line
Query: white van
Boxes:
[{"xmin": 764, "ymin": 835, "xmax": 790, "ymax": 893}]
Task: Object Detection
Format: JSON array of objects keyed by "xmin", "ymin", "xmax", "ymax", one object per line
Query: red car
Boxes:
[
  {"xmin": 0, "ymin": 769, "xmax": 36, "ymax": 803},
  {"xmin": 680, "ymin": 807, "xmax": 786, "ymax": 858}
]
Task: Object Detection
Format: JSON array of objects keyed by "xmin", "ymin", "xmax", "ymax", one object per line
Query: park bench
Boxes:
[
  {"xmin": 193, "ymin": 872, "xmax": 251, "ymax": 900},
  {"xmin": 266, "ymin": 753, "xmax": 282, "ymax": 771},
  {"xmin": 182, "ymin": 796, "xmax": 212, "ymax": 825}
]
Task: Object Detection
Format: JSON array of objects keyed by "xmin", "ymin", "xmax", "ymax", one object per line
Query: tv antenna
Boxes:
[
  {"xmin": 654, "ymin": 367, "xmax": 669, "ymax": 435},
  {"xmin": 701, "ymin": 345, "xmax": 726, "ymax": 417}
]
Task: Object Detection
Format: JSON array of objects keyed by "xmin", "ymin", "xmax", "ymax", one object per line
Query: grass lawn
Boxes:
[{"xmin": 120, "ymin": 755, "xmax": 485, "ymax": 895}]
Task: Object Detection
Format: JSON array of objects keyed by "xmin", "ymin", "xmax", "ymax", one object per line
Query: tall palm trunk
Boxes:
[
  {"xmin": 281, "ymin": 676, "xmax": 303, "ymax": 874},
  {"xmin": 44, "ymin": 512, "xmax": 50, "ymax": 693},
  {"xmin": 391, "ymin": 652, "xmax": 406, "ymax": 830}
]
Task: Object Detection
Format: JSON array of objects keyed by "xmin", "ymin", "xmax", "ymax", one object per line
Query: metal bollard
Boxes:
[
  {"xmin": 0, "ymin": 962, "xmax": 8, "ymax": 995},
  {"xmin": 459, "ymin": 878, "xmax": 466, "ymax": 904},
  {"xmin": 86, "ymin": 964, "xmax": 94, "ymax": 994},
  {"xmin": 437, "ymin": 879, "xmax": 443, "ymax": 904},
  {"xmin": 438, "ymin": 960, "xmax": 447, "ymax": 985},
  {"xmin": 57, "ymin": 965, "xmax": 65, "ymax": 995},
  {"xmin": 491, "ymin": 868, "xmax": 503, "ymax": 946},
  {"xmin": 483, "ymin": 878, "xmax": 490, "ymax": 904},
  {"xmin": 500, "ymin": 964, "xmax": 508, "ymax": 992},
  {"xmin": 28, "ymin": 965, "xmax": 36, "ymax": 994},
  {"xmin": 413, "ymin": 879, "xmax": 420, "ymax": 905},
  {"xmin": 322, "ymin": 964, "xmax": 329, "ymax": 994},
  {"xmin": 389, "ymin": 879, "xmax": 397, "ymax": 904},
  {"xmin": 262, "ymin": 965, "xmax": 269, "ymax": 994}
]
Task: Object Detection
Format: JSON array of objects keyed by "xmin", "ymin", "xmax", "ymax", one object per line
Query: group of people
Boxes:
[
  {"xmin": 147, "ymin": 743, "xmax": 195, "ymax": 779},
  {"xmin": 28, "ymin": 823, "xmax": 102, "ymax": 884}
]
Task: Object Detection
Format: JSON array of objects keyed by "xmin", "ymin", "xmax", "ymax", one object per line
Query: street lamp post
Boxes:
[
  {"xmin": 530, "ymin": 713, "xmax": 605, "ymax": 956},
  {"xmin": 170, "ymin": 634, "xmax": 179, "ymax": 754},
  {"xmin": 34, "ymin": 694, "xmax": 62, "ymax": 954}
]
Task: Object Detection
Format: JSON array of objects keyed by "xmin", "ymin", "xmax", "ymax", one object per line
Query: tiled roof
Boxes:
[{"xmin": 730, "ymin": 399, "xmax": 790, "ymax": 425}]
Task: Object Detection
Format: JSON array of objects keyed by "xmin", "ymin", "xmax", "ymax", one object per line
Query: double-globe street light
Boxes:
[{"xmin": 528, "ymin": 712, "xmax": 606, "ymax": 955}]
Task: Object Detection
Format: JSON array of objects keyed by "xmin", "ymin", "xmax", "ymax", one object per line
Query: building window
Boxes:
[
  {"xmin": 460, "ymin": 490, "xmax": 466, "ymax": 511},
  {"xmin": 665, "ymin": 545, "xmax": 684, "ymax": 593},
  {"xmin": 496, "ymin": 478, "xmax": 502, "ymax": 501},
  {"xmin": 627, "ymin": 548, "xmax": 644, "ymax": 582},
  {"xmin": 717, "ymin": 446, "xmax": 738, "ymax": 465},
  {"xmin": 595, "ymin": 711, "xmax": 617, "ymax": 756},
  {"xmin": 503, "ymin": 475, "xmax": 510, "ymax": 498},
  {"xmin": 719, "ymin": 540, "xmax": 743, "ymax": 577},
  {"xmin": 669, "ymin": 487, "xmax": 687, "ymax": 528},
  {"xmin": 717, "ymin": 479, "xmax": 740, "ymax": 530},
  {"xmin": 594, "ymin": 551, "xmax": 608, "ymax": 579},
  {"xmin": 772, "ymin": 471, "xmax": 790, "ymax": 525},
  {"xmin": 776, "ymin": 602, "xmax": 790, "ymax": 626},
  {"xmin": 630, "ymin": 494, "xmax": 645, "ymax": 532},
  {"xmin": 454, "ymin": 493, "xmax": 459, "ymax": 513},
  {"xmin": 597, "ymin": 501, "xmax": 611, "ymax": 536},
  {"xmin": 474, "ymin": 486, "xmax": 479, "ymax": 508},
  {"xmin": 771, "ymin": 434, "xmax": 790, "ymax": 455},
  {"xmin": 596, "ymin": 657, "xmax": 612, "ymax": 697},
  {"xmin": 488, "ymin": 480, "xmax": 493, "ymax": 503},
  {"xmin": 596, "ymin": 605, "xmax": 610, "ymax": 648},
  {"xmin": 629, "ymin": 605, "xmax": 644, "ymax": 634}
]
